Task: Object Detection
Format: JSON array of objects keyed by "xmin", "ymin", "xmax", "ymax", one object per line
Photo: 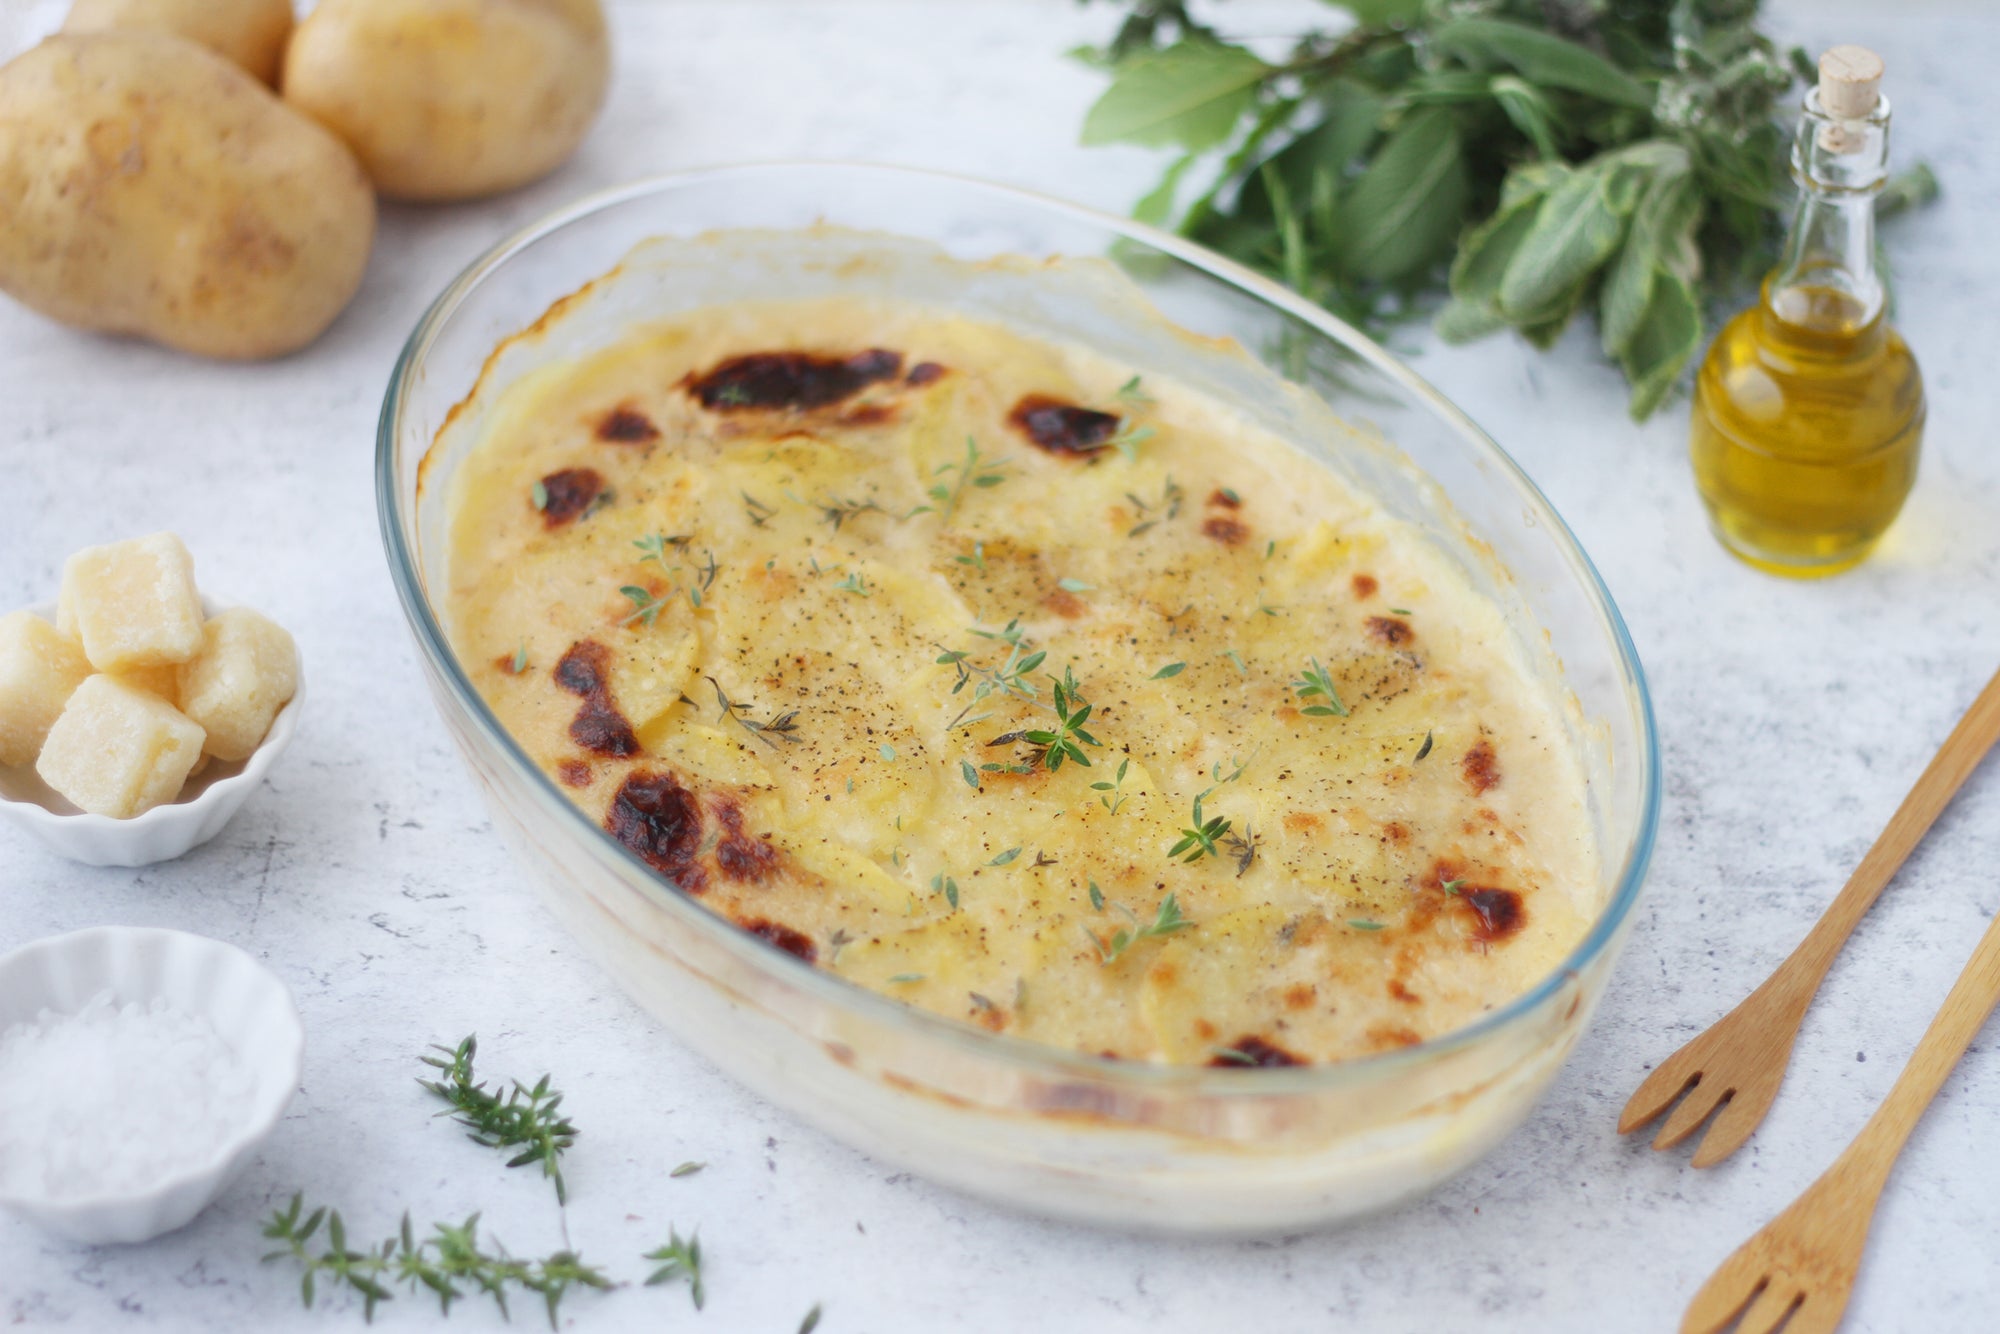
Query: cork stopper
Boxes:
[{"xmin": 1818, "ymin": 46, "xmax": 1883, "ymax": 119}]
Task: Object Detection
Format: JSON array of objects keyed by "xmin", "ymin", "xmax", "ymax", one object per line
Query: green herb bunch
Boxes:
[
  {"xmin": 419, "ymin": 1036, "xmax": 579, "ymax": 1205},
  {"xmin": 1077, "ymin": 0, "xmax": 1936, "ymax": 418},
  {"xmin": 261, "ymin": 1197, "xmax": 611, "ymax": 1330}
]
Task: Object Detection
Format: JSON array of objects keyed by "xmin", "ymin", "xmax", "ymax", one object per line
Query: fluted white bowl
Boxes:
[
  {"xmin": 0, "ymin": 926, "xmax": 304, "ymax": 1244},
  {"xmin": 0, "ymin": 598, "xmax": 303, "ymax": 867}
]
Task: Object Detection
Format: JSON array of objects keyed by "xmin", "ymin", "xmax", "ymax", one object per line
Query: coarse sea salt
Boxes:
[{"xmin": 0, "ymin": 991, "xmax": 257, "ymax": 1200}]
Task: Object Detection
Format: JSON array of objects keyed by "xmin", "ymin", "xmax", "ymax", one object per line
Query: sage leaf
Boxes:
[
  {"xmin": 1490, "ymin": 75, "xmax": 1561, "ymax": 160},
  {"xmin": 1497, "ymin": 161, "xmax": 1629, "ymax": 324},
  {"xmin": 1434, "ymin": 297, "xmax": 1508, "ymax": 343},
  {"xmin": 1446, "ymin": 183, "xmax": 1546, "ymax": 311},
  {"xmin": 1081, "ymin": 41, "xmax": 1270, "ymax": 152},
  {"xmin": 1619, "ymin": 271, "xmax": 1702, "ymax": 420},
  {"xmin": 1430, "ymin": 17, "xmax": 1652, "ymax": 109},
  {"xmin": 1332, "ymin": 105, "xmax": 1468, "ymax": 283},
  {"xmin": 1600, "ymin": 160, "xmax": 1701, "ymax": 358}
]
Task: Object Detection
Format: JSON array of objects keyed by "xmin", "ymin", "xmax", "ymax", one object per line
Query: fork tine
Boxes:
[
  {"xmin": 1775, "ymin": 1292, "xmax": 1850, "ymax": 1334},
  {"xmin": 1690, "ymin": 1080, "xmax": 1774, "ymax": 1168},
  {"xmin": 1619, "ymin": 1052, "xmax": 1704, "ymax": 1134},
  {"xmin": 1681, "ymin": 1250, "xmax": 1767, "ymax": 1334},
  {"xmin": 1734, "ymin": 1280, "xmax": 1803, "ymax": 1334},
  {"xmin": 1653, "ymin": 1079, "xmax": 1729, "ymax": 1150}
]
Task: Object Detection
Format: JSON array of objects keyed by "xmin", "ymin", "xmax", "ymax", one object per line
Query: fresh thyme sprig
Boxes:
[
  {"xmin": 641, "ymin": 1227, "xmax": 705, "ymax": 1311},
  {"xmin": 1167, "ymin": 789, "xmax": 1231, "ymax": 864},
  {"xmin": 916, "ymin": 435, "xmax": 1008, "ymax": 528},
  {"xmin": 633, "ymin": 532, "xmax": 691, "ymax": 564},
  {"xmin": 938, "ymin": 618, "xmax": 1045, "ymax": 730},
  {"xmin": 1108, "ymin": 421, "xmax": 1155, "ymax": 464},
  {"xmin": 833, "ymin": 571, "xmax": 873, "ymax": 597},
  {"xmin": 620, "ymin": 586, "xmax": 673, "ymax": 627},
  {"xmin": 1023, "ymin": 666, "xmax": 1100, "ymax": 771},
  {"xmin": 811, "ymin": 494, "xmax": 886, "ymax": 531},
  {"xmin": 1085, "ymin": 891, "xmax": 1194, "ymax": 965},
  {"xmin": 707, "ymin": 676, "xmax": 801, "ymax": 749},
  {"xmin": 1125, "ymin": 476, "xmax": 1184, "ymax": 536},
  {"xmin": 418, "ymin": 1037, "xmax": 577, "ymax": 1206},
  {"xmin": 1091, "ymin": 756, "xmax": 1133, "ymax": 813},
  {"xmin": 260, "ymin": 1196, "xmax": 612, "ymax": 1329},
  {"xmin": 1291, "ymin": 657, "xmax": 1349, "ymax": 717}
]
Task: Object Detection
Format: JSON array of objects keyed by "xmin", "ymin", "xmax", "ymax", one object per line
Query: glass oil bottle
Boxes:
[{"xmin": 1689, "ymin": 46, "xmax": 1925, "ymax": 578}]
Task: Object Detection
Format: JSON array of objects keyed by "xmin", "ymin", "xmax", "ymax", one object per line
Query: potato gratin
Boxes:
[{"xmin": 443, "ymin": 297, "xmax": 1597, "ymax": 1067}]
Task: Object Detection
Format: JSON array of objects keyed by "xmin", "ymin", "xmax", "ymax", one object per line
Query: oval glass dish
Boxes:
[{"xmin": 378, "ymin": 163, "xmax": 1659, "ymax": 1234}]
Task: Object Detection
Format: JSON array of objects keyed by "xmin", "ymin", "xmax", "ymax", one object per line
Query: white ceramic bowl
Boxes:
[
  {"xmin": 0, "ymin": 926, "xmax": 304, "ymax": 1245},
  {"xmin": 0, "ymin": 598, "xmax": 302, "ymax": 867}
]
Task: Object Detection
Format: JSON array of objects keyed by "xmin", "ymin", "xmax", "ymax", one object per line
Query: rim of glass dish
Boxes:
[{"xmin": 378, "ymin": 161, "xmax": 1660, "ymax": 1096}]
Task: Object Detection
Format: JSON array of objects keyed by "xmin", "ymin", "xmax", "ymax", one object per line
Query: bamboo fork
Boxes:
[
  {"xmin": 1620, "ymin": 666, "xmax": 2000, "ymax": 1165},
  {"xmin": 1681, "ymin": 897, "xmax": 2000, "ymax": 1334}
]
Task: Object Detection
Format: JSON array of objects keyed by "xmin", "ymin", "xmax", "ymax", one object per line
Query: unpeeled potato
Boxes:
[
  {"xmin": 283, "ymin": 0, "xmax": 610, "ymax": 202},
  {"xmin": 0, "ymin": 33, "xmax": 375, "ymax": 360},
  {"xmin": 62, "ymin": 0, "xmax": 295, "ymax": 87}
]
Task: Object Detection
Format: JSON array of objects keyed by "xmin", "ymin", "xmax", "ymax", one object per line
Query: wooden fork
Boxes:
[
  {"xmin": 1681, "ymin": 895, "xmax": 2000, "ymax": 1334},
  {"xmin": 1620, "ymin": 666, "xmax": 2000, "ymax": 1166}
]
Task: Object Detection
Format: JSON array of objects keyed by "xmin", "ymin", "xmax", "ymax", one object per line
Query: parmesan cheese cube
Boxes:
[
  {"xmin": 35, "ymin": 675, "xmax": 205, "ymax": 817},
  {"xmin": 176, "ymin": 608, "xmax": 297, "ymax": 761},
  {"xmin": 108, "ymin": 662, "xmax": 182, "ymax": 706},
  {"xmin": 61, "ymin": 534, "xmax": 204, "ymax": 672},
  {"xmin": 0, "ymin": 611, "xmax": 93, "ymax": 767}
]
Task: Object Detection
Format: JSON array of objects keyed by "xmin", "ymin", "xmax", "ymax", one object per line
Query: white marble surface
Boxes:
[{"xmin": 3, "ymin": 1, "xmax": 1998, "ymax": 1329}]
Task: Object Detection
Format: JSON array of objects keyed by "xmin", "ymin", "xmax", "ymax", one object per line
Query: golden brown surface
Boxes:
[{"xmin": 444, "ymin": 297, "xmax": 1597, "ymax": 1065}]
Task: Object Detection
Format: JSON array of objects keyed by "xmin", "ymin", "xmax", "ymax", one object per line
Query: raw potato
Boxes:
[
  {"xmin": 63, "ymin": 0, "xmax": 296, "ymax": 87},
  {"xmin": 283, "ymin": 0, "xmax": 609, "ymax": 202},
  {"xmin": 0, "ymin": 33, "xmax": 375, "ymax": 360}
]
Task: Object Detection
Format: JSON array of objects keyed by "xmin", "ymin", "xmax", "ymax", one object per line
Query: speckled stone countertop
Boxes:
[{"xmin": 3, "ymin": 2, "xmax": 1996, "ymax": 1329}]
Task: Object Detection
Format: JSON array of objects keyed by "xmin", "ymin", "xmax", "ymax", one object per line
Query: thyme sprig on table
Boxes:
[
  {"xmin": 419, "ymin": 1037, "xmax": 577, "ymax": 1206},
  {"xmin": 642, "ymin": 1227, "xmax": 706, "ymax": 1310},
  {"xmin": 260, "ymin": 1196, "xmax": 612, "ymax": 1329},
  {"xmin": 1075, "ymin": 0, "xmax": 1938, "ymax": 418}
]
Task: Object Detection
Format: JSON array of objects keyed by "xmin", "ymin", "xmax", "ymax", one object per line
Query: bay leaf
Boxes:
[
  {"xmin": 1430, "ymin": 17, "xmax": 1653, "ymax": 109},
  {"xmin": 1081, "ymin": 41, "xmax": 1271, "ymax": 152}
]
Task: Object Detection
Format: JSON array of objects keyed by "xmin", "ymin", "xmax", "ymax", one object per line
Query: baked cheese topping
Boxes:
[{"xmin": 442, "ymin": 296, "xmax": 1597, "ymax": 1066}]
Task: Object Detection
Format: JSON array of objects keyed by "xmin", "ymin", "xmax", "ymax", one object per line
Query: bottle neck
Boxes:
[{"xmin": 1767, "ymin": 88, "xmax": 1891, "ymax": 339}]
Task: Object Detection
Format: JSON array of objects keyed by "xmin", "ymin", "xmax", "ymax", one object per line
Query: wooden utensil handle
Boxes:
[
  {"xmin": 1793, "ymin": 667, "xmax": 2000, "ymax": 985},
  {"xmin": 1839, "ymin": 902, "xmax": 2000, "ymax": 1187}
]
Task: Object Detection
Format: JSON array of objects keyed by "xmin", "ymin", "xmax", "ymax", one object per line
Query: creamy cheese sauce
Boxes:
[{"xmin": 442, "ymin": 296, "xmax": 1597, "ymax": 1066}]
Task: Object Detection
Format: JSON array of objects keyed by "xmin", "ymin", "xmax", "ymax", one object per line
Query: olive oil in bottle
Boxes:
[{"xmin": 1689, "ymin": 46, "xmax": 1924, "ymax": 578}]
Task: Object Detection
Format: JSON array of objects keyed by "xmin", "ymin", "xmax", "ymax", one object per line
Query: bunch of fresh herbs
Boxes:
[{"xmin": 1076, "ymin": 0, "xmax": 1936, "ymax": 417}]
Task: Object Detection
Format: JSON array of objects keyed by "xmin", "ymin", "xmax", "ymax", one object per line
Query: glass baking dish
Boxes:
[{"xmin": 377, "ymin": 163, "xmax": 1659, "ymax": 1234}]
